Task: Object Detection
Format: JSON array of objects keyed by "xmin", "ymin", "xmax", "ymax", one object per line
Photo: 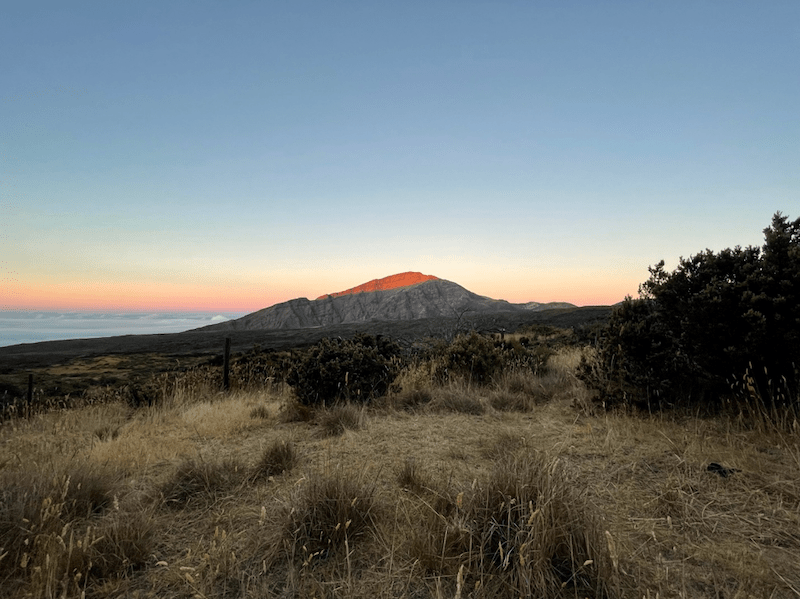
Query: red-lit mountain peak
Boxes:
[{"xmin": 317, "ymin": 272, "xmax": 439, "ymax": 300}]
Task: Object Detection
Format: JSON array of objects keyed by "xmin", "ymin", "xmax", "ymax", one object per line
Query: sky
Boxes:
[{"xmin": 2, "ymin": 1, "xmax": 798, "ymax": 312}]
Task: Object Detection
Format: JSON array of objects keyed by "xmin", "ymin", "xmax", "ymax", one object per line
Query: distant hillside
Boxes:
[
  {"xmin": 519, "ymin": 301, "xmax": 579, "ymax": 312},
  {"xmin": 199, "ymin": 276, "xmax": 547, "ymax": 331}
]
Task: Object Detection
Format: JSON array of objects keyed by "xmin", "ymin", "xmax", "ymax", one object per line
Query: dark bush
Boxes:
[
  {"xmin": 286, "ymin": 334, "xmax": 403, "ymax": 406},
  {"xmin": 433, "ymin": 332, "xmax": 554, "ymax": 386},
  {"xmin": 439, "ymin": 332, "xmax": 504, "ymax": 385},
  {"xmin": 583, "ymin": 212, "xmax": 800, "ymax": 412}
]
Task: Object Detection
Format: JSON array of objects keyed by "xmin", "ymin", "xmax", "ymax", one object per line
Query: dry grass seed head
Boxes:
[{"xmin": 0, "ymin": 465, "xmax": 142, "ymax": 596}]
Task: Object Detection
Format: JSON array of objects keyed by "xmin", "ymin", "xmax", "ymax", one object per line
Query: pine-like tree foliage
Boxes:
[{"xmin": 586, "ymin": 212, "xmax": 799, "ymax": 410}]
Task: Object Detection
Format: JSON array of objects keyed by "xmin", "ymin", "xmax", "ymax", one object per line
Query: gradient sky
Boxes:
[{"xmin": 2, "ymin": 1, "xmax": 798, "ymax": 312}]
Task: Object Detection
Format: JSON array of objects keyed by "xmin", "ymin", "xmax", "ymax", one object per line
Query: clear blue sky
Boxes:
[{"xmin": 2, "ymin": 1, "xmax": 797, "ymax": 311}]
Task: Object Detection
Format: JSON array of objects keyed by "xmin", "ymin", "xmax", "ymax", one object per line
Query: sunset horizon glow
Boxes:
[
  {"xmin": 2, "ymin": 2, "xmax": 796, "ymax": 319},
  {"xmin": 4, "ymin": 268, "xmax": 637, "ymax": 313}
]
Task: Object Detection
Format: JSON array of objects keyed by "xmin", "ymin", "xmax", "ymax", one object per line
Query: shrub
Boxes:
[
  {"xmin": 438, "ymin": 332, "xmax": 504, "ymax": 385},
  {"xmin": 583, "ymin": 212, "xmax": 800, "ymax": 413},
  {"xmin": 287, "ymin": 334, "xmax": 403, "ymax": 407}
]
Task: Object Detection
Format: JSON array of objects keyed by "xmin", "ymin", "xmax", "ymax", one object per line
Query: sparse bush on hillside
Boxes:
[
  {"xmin": 286, "ymin": 334, "xmax": 403, "ymax": 406},
  {"xmin": 583, "ymin": 212, "xmax": 800, "ymax": 413},
  {"xmin": 429, "ymin": 331, "xmax": 554, "ymax": 387}
]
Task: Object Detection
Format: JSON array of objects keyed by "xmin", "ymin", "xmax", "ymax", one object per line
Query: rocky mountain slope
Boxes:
[
  {"xmin": 199, "ymin": 272, "xmax": 576, "ymax": 332},
  {"xmin": 316, "ymin": 272, "xmax": 439, "ymax": 299}
]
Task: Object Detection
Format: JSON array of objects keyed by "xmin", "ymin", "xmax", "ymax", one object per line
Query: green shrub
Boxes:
[
  {"xmin": 439, "ymin": 332, "xmax": 504, "ymax": 385},
  {"xmin": 286, "ymin": 334, "xmax": 403, "ymax": 406},
  {"xmin": 583, "ymin": 212, "xmax": 800, "ymax": 412}
]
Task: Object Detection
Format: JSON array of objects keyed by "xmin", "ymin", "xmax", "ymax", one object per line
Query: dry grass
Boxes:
[
  {"xmin": 317, "ymin": 402, "xmax": 365, "ymax": 436},
  {"xmin": 403, "ymin": 453, "xmax": 617, "ymax": 597},
  {"xmin": 0, "ymin": 346, "xmax": 798, "ymax": 598},
  {"xmin": 252, "ymin": 439, "xmax": 297, "ymax": 480}
]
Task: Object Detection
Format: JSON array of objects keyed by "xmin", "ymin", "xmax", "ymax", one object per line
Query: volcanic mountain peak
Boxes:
[{"xmin": 316, "ymin": 272, "xmax": 439, "ymax": 299}]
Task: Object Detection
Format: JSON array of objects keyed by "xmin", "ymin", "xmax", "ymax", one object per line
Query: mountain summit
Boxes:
[{"xmin": 317, "ymin": 272, "xmax": 438, "ymax": 299}]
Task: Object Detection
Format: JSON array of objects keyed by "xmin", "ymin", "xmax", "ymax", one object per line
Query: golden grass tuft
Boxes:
[
  {"xmin": 428, "ymin": 385, "xmax": 486, "ymax": 415},
  {"xmin": 161, "ymin": 458, "xmax": 248, "ymax": 508},
  {"xmin": 276, "ymin": 469, "xmax": 379, "ymax": 567},
  {"xmin": 403, "ymin": 453, "xmax": 619, "ymax": 598},
  {"xmin": 317, "ymin": 402, "xmax": 365, "ymax": 437},
  {"xmin": 252, "ymin": 439, "xmax": 297, "ymax": 480}
]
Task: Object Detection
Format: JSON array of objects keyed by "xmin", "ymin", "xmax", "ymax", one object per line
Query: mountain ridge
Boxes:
[{"xmin": 199, "ymin": 274, "xmax": 577, "ymax": 332}]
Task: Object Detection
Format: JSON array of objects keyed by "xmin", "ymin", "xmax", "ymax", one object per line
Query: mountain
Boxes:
[{"xmin": 199, "ymin": 272, "xmax": 572, "ymax": 332}]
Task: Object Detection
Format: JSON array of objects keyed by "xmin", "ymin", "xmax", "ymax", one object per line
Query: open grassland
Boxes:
[{"xmin": 1, "ymin": 348, "xmax": 798, "ymax": 598}]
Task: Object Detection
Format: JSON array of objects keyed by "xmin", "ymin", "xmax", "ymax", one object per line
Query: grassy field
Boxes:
[{"xmin": 1, "ymin": 346, "xmax": 798, "ymax": 598}]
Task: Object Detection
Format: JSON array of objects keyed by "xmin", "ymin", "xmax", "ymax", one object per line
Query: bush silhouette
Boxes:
[
  {"xmin": 584, "ymin": 212, "xmax": 799, "ymax": 411},
  {"xmin": 287, "ymin": 334, "xmax": 402, "ymax": 406}
]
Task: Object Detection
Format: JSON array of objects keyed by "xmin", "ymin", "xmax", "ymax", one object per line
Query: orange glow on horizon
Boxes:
[
  {"xmin": 3, "ymin": 272, "xmax": 638, "ymax": 313},
  {"xmin": 2, "ymin": 279, "xmax": 292, "ymax": 313}
]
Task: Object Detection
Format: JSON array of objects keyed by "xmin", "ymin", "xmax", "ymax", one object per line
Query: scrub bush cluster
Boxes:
[{"xmin": 583, "ymin": 212, "xmax": 799, "ymax": 413}]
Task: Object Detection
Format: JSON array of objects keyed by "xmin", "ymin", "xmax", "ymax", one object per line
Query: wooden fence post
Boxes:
[
  {"xmin": 223, "ymin": 337, "xmax": 231, "ymax": 391},
  {"xmin": 27, "ymin": 374, "xmax": 33, "ymax": 417}
]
